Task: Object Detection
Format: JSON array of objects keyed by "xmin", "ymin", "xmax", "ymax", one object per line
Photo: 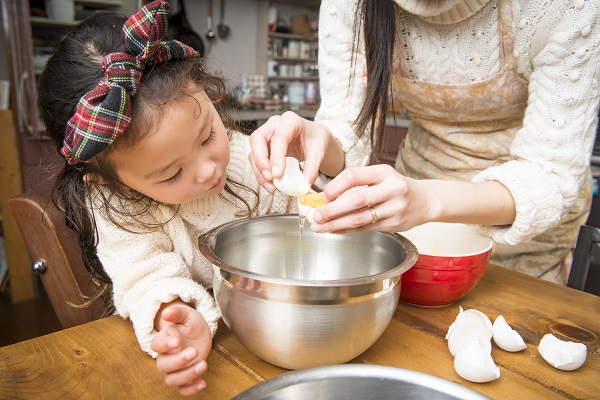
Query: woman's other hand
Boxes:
[
  {"xmin": 151, "ymin": 302, "xmax": 212, "ymax": 396},
  {"xmin": 248, "ymin": 111, "xmax": 344, "ymax": 193},
  {"xmin": 310, "ymin": 163, "xmax": 516, "ymax": 234},
  {"xmin": 310, "ymin": 164, "xmax": 430, "ymax": 234}
]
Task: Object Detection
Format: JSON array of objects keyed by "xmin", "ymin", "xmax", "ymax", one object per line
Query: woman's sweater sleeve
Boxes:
[
  {"xmin": 314, "ymin": 0, "xmax": 371, "ymax": 169},
  {"xmin": 473, "ymin": 0, "xmax": 600, "ymax": 244},
  {"xmin": 94, "ymin": 209, "xmax": 220, "ymax": 358}
]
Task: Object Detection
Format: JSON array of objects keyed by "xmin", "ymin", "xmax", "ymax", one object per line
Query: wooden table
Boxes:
[{"xmin": 1, "ymin": 264, "xmax": 599, "ymax": 399}]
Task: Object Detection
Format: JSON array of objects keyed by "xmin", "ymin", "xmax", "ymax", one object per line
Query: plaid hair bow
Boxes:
[{"xmin": 61, "ymin": 0, "xmax": 199, "ymax": 166}]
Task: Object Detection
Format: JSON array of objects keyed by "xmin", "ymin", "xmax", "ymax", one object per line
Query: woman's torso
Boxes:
[
  {"xmin": 389, "ymin": 0, "xmax": 591, "ymax": 279},
  {"xmin": 392, "ymin": 0, "xmax": 528, "ymax": 180}
]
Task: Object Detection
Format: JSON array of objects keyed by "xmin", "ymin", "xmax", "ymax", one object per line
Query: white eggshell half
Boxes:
[
  {"xmin": 454, "ymin": 339, "xmax": 501, "ymax": 383},
  {"xmin": 463, "ymin": 309, "xmax": 494, "ymax": 339},
  {"xmin": 446, "ymin": 307, "xmax": 493, "ymax": 340},
  {"xmin": 297, "ymin": 198, "xmax": 316, "ymax": 224},
  {"xmin": 446, "ymin": 306, "xmax": 465, "ymax": 339},
  {"xmin": 273, "ymin": 157, "xmax": 310, "ymax": 196},
  {"xmin": 492, "ymin": 315, "xmax": 527, "ymax": 352},
  {"xmin": 447, "ymin": 323, "xmax": 492, "ymax": 357},
  {"xmin": 538, "ymin": 333, "xmax": 587, "ymax": 371}
]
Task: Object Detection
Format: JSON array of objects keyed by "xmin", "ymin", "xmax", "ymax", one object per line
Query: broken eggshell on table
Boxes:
[
  {"xmin": 446, "ymin": 307, "xmax": 501, "ymax": 383},
  {"xmin": 538, "ymin": 333, "xmax": 587, "ymax": 371},
  {"xmin": 446, "ymin": 307, "xmax": 587, "ymax": 383}
]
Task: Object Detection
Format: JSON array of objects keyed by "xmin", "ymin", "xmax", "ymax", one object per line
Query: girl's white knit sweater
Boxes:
[
  {"xmin": 92, "ymin": 131, "xmax": 297, "ymax": 356},
  {"xmin": 316, "ymin": 0, "xmax": 600, "ymax": 245}
]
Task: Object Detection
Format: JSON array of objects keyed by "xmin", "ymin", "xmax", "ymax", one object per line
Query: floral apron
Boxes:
[{"xmin": 391, "ymin": 0, "xmax": 591, "ymax": 283}]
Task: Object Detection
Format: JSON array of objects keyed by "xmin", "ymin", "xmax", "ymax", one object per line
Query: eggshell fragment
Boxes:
[
  {"xmin": 492, "ymin": 315, "xmax": 527, "ymax": 352},
  {"xmin": 446, "ymin": 307, "xmax": 493, "ymax": 340},
  {"xmin": 538, "ymin": 333, "xmax": 587, "ymax": 371},
  {"xmin": 454, "ymin": 339, "xmax": 501, "ymax": 383},
  {"xmin": 446, "ymin": 307, "xmax": 465, "ymax": 339},
  {"xmin": 273, "ymin": 157, "xmax": 310, "ymax": 196},
  {"xmin": 463, "ymin": 309, "xmax": 494, "ymax": 339},
  {"xmin": 298, "ymin": 198, "xmax": 316, "ymax": 224},
  {"xmin": 447, "ymin": 323, "xmax": 492, "ymax": 357}
]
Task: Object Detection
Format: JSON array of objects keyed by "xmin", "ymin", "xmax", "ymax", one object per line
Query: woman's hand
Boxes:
[
  {"xmin": 310, "ymin": 164, "xmax": 431, "ymax": 234},
  {"xmin": 151, "ymin": 302, "xmax": 212, "ymax": 396},
  {"xmin": 310, "ymin": 164, "xmax": 516, "ymax": 234},
  {"xmin": 248, "ymin": 111, "xmax": 344, "ymax": 193}
]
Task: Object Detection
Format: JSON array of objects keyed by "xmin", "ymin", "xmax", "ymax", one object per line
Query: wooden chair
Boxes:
[
  {"xmin": 568, "ymin": 224, "xmax": 600, "ymax": 296},
  {"xmin": 8, "ymin": 194, "xmax": 110, "ymax": 329}
]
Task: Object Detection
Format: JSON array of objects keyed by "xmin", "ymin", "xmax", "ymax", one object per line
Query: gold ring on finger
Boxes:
[{"xmin": 368, "ymin": 204, "xmax": 378, "ymax": 224}]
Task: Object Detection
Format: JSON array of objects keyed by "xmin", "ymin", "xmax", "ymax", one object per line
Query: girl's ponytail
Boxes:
[{"xmin": 52, "ymin": 167, "xmax": 109, "ymax": 283}]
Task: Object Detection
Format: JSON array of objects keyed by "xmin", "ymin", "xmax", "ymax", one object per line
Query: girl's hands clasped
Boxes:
[{"xmin": 151, "ymin": 302, "xmax": 212, "ymax": 396}]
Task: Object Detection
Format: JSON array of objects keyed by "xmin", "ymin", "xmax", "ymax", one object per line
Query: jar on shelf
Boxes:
[
  {"xmin": 304, "ymin": 81, "xmax": 318, "ymax": 105},
  {"xmin": 269, "ymin": 38, "xmax": 282, "ymax": 57},
  {"xmin": 287, "ymin": 81, "xmax": 305, "ymax": 110},
  {"xmin": 46, "ymin": 0, "xmax": 74, "ymax": 21},
  {"xmin": 293, "ymin": 64, "xmax": 303, "ymax": 77},
  {"xmin": 267, "ymin": 60, "xmax": 278, "ymax": 77},
  {"xmin": 300, "ymin": 41, "xmax": 311, "ymax": 59},
  {"xmin": 288, "ymin": 40, "xmax": 300, "ymax": 58}
]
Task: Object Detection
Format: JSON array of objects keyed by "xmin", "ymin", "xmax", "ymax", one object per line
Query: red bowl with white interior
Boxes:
[{"xmin": 398, "ymin": 222, "xmax": 493, "ymax": 307}]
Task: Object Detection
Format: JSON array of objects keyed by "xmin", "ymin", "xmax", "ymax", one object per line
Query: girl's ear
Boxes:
[{"xmin": 83, "ymin": 173, "xmax": 107, "ymax": 185}]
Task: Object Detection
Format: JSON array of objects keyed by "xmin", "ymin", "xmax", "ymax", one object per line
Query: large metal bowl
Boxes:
[
  {"xmin": 198, "ymin": 214, "xmax": 418, "ymax": 370},
  {"xmin": 233, "ymin": 364, "xmax": 490, "ymax": 400}
]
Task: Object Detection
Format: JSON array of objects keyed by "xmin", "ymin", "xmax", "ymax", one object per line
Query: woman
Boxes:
[{"xmin": 249, "ymin": 0, "xmax": 600, "ymax": 284}]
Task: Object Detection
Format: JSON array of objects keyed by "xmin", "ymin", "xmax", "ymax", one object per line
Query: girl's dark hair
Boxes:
[
  {"xmin": 37, "ymin": 11, "xmax": 257, "ymax": 302},
  {"xmin": 352, "ymin": 0, "xmax": 397, "ymax": 146}
]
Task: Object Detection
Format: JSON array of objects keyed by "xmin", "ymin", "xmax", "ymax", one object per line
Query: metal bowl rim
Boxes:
[
  {"xmin": 199, "ymin": 214, "xmax": 419, "ymax": 287},
  {"xmin": 233, "ymin": 364, "xmax": 491, "ymax": 400}
]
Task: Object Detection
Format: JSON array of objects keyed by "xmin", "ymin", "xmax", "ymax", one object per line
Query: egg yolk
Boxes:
[{"xmin": 298, "ymin": 190, "xmax": 327, "ymax": 208}]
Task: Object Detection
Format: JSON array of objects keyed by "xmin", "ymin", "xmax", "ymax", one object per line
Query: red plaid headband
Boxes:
[{"xmin": 61, "ymin": 0, "xmax": 200, "ymax": 166}]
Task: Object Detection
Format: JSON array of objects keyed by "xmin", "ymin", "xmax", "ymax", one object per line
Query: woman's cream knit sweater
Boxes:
[{"xmin": 316, "ymin": 0, "xmax": 600, "ymax": 245}]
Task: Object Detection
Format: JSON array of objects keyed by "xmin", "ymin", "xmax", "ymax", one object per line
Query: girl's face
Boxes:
[{"xmin": 111, "ymin": 90, "xmax": 230, "ymax": 205}]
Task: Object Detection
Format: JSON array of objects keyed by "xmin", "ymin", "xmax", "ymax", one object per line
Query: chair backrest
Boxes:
[
  {"xmin": 8, "ymin": 194, "xmax": 109, "ymax": 328},
  {"xmin": 568, "ymin": 224, "xmax": 600, "ymax": 296}
]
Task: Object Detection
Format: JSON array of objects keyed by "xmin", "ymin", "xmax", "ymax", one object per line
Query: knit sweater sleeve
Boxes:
[
  {"xmin": 314, "ymin": 0, "xmax": 371, "ymax": 169},
  {"xmin": 473, "ymin": 0, "xmax": 600, "ymax": 244},
  {"xmin": 93, "ymin": 205, "xmax": 220, "ymax": 358}
]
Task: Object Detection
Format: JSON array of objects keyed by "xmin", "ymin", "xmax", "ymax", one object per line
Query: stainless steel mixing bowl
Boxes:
[
  {"xmin": 233, "ymin": 364, "xmax": 490, "ymax": 399},
  {"xmin": 198, "ymin": 214, "xmax": 418, "ymax": 370}
]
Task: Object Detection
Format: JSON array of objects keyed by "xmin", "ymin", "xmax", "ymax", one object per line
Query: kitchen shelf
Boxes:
[
  {"xmin": 30, "ymin": 0, "xmax": 123, "ymax": 29},
  {"xmin": 258, "ymin": 0, "xmax": 321, "ymax": 106},
  {"xmin": 75, "ymin": 0, "xmax": 123, "ymax": 7},
  {"xmin": 268, "ymin": 0, "xmax": 321, "ymax": 7},
  {"xmin": 267, "ymin": 76, "xmax": 318, "ymax": 81},
  {"xmin": 30, "ymin": 16, "xmax": 77, "ymax": 28},
  {"xmin": 270, "ymin": 56, "xmax": 317, "ymax": 63},
  {"xmin": 268, "ymin": 32, "xmax": 318, "ymax": 41},
  {"xmin": 9, "ymin": 0, "xmax": 140, "ymax": 139}
]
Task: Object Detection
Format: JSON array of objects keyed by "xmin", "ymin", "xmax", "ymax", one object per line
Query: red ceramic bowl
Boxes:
[{"xmin": 398, "ymin": 223, "xmax": 493, "ymax": 307}]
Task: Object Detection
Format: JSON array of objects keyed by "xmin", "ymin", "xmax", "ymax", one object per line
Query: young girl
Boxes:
[{"xmin": 37, "ymin": 1, "xmax": 298, "ymax": 396}]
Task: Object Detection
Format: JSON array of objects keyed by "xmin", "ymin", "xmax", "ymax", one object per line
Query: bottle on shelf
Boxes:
[{"xmin": 288, "ymin": 81, "xmax": 305, "ymax": 110}]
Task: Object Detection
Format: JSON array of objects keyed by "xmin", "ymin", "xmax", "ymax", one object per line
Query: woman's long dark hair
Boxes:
[
  {"xmin": 353, "ymin": 0, "xmax": 397, "ymax": 145},
  {"xmin": 37, "ymin": 12, "xmax": 257, "ymax": 303}
]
